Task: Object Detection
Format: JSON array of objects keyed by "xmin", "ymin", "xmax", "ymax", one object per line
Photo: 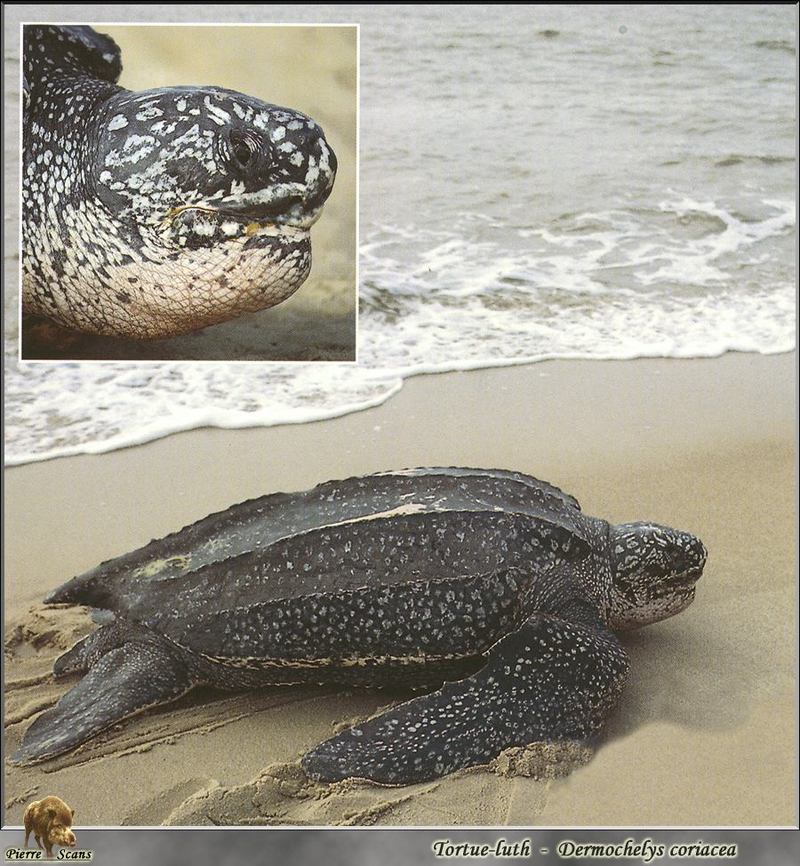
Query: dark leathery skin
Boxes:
[{"xmin": 13, "ymin": 467, "xmax": 705, "ymax": 781}]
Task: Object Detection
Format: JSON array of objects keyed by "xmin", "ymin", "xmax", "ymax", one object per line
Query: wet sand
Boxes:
[{"xmin": 3, "ymin": 352, "xmax": 796, "ymax": 826}]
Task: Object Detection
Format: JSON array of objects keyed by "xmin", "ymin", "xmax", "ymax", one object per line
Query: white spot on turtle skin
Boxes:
[
  {"xmin": 136, "ymin": 106, "xmax": 163, "ymax": 121},
  {"xmin": 317, "ymin": 140, "xmax": 332, "ymax": 174},
  {"xmin": 150, "ymin": 119, "xmax": 179, "ymax": 135},
  {"xmin": 204, "ymin": 96, "xmax": 232, "ymax": 126},
  {"xmin": 270, "ymin": 126, "xmax": 286, "ymax": 142},
  {"xmin": 107, "ymin": 114, "xmax": 128, "ymax": 131},
  {"xmin": 193, "ymin": 221, "xmax": 216, "ymax": 237},
  {"xmin": 305, "ymin": 162, "xmax": 320, "ymax": 186}
]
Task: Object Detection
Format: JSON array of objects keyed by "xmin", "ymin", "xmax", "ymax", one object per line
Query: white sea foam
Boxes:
[
  {"xmin": 8, "ymin": 6, "xmax": 796, "ymax": 464},
  {"xmin": 6, "ymin": 197, "xmax": 795, "ymax": 465}
]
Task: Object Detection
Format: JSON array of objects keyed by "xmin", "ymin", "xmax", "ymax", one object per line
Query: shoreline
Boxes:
[
  {"xmin": 5, "ymin": 347, "xmax": 795, "ymax": 467},
  {"xmin": 3, "ymin": 352, "xmax": 796, "ymax": 826}
]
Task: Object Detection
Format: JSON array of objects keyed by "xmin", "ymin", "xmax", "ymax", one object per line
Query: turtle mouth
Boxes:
[
  {"xmin": 218, "ymin": 192, "xmax": 328, "ymax": 229},
  {"xmin": 656, "ymin": 565, "xmax": 703, "ymax": 597},
  {"xmin": 162, "ymin": 171, "xmax": 335, "ymax": 243},
  {"xmin": 161, "ymin": 200, "xmax": 322, "ymax": 251},
  {"xmin": 165, "ymin": 198, "xmax": 323, "ymax": 234}
]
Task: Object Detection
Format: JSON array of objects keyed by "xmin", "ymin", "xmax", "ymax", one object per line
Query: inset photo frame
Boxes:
[{"xmin": 20, "ymin": 23, "xmax": 358, "ymax": 361}]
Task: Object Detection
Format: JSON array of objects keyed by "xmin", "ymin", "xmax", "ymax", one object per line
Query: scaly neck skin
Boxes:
[
  {"xmin": 521, "ymin": 515, "xmax": 615, "ymax": 627},
  {"xmin": 23, "ymin": 75, "xmax": 123, "ymax": 223},
  {"xmin": 572, "ymin": 516, "xmax": 616, "ymax": 624},
  {"xmin": 23, "ymin": 74, "xmax": 156, "ymax": 332}
]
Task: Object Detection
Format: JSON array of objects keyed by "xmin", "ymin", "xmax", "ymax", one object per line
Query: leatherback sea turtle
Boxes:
[
  {"xmin": 22, "ymin": 25, "xmax": 337, "ymax": 339},
  {"xmin": 11, "ymin": 468, "xmax": 706, "ymax": 784}
]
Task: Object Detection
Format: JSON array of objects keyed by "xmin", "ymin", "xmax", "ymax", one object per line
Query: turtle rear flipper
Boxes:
[
  {"xmin": 52, "ymin": 617, "xmax": 141, "ymax": 678},
  {"xmin": 52, "ymin": 634, "xmax": 93, "ymax": 678},
  {"xmin": 301, "ymin": 614, "xmax": 629, "ymax": 785},
  {"xmin": 10, "ymin": 640, "xmax": 193, "ymax": 765}
]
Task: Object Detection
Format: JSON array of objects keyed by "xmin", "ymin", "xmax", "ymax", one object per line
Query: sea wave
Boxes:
[{"xmin": 5, "ymin": 197, "xmax": 796, "ymax": 465}]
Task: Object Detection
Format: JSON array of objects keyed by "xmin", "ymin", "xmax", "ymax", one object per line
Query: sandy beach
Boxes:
[{"xmin": 3, "ymin": 351, "xmax": 795, "ymax": 827}]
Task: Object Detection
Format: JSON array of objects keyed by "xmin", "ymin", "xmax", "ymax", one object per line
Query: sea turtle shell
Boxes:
[{"xmin": 13, "ymin": 467, "xmax": 706, "ymax": 785}]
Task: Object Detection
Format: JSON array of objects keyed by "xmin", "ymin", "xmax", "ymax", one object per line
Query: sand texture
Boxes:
[{"xmin": 3, "ymin": 353, "xmax": 796, "ymax": 826}]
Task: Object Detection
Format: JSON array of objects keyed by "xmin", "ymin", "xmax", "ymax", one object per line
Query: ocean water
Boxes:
[{"xmin": 5, "ymin": 5, "xmax": 796, "ymax": 464}]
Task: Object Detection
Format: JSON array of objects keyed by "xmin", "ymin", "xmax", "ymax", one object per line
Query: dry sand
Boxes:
[{"xmin": 3, "ymin": 352, "xmax": 797, "ymax": 826}]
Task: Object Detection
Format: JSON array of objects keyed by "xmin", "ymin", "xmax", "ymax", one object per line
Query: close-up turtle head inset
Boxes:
[{"xmin": 20, "ymin": 24, "xmax": 356, "ymax": 359}]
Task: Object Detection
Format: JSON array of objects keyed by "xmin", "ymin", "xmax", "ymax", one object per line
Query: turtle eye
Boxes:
[{"xmin": 226, "ymin": 129, "xmax": 257, "ymax": 171}]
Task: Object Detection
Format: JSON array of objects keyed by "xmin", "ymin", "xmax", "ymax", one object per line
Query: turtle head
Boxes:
[
  {"xmin": 23, "ymin": 25, "xmax": 342, "ymax": 339},
  {"xmin": 76, "ymin": 85, "xmax": 337, "ymax": 337},
  {"xmin": 607, "ymin": 522, "xmax": 707, "ymax": 630},
  {"xmin": 93, "ymin": 85, "xmax": 336, "ymax": 242}
]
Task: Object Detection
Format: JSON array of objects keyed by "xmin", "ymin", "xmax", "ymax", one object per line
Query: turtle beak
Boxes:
[
  {"xmin": 214, "ymin": 124, "xmax": 337, "ymax": 230},
  {"xmin": 215, "ymin": 192, "xmax": 329, "ymax": 229},
  {"xmin": 681, "ymin": 535, "xmax": 707, "ymax": 581},
  {"xmin": 657, "ymin": 534, "xmax": 706, "ymax": 596}
]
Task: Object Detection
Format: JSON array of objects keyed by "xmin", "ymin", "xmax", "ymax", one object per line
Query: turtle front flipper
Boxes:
[
  {"xmin": 302, "ymin": 614, "xmax": 629, "ymax": 785},
  {"xmin": 10, "ymin": 636, "xmax": 194, "ymax": 765}
]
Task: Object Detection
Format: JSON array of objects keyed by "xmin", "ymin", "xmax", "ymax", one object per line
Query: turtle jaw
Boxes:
[
  {"xmin": 168, "ymin": 188, "xmax": 330, "ymax": 229},
  {"xmin": 161, "ymin": 183, "xmax": 331, "ymax": 249},
  {"xmin": 657, "ymin": 576, "xmax": 698, "ymax": 617},
  {"xmin": 658, "ymin": 564, "xmax": 704, "ymax": 595},
  {"xmin": 610, "ymin": 564, "xmax": 703, "ymax": 630},
  {"xmin": 33, "ymin": 193, "xmax": 315, "ymax": 338},
  {"xmin": 609, "ymin": 592, "xmax": 694, "ymax": 631},
  {"xmin": 162, "ymin": 202, "xmax": 315, "ymax": 251},
  {"xmin": 213, "ymin": 179, "xmax": 335, "ymax": 231}
]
